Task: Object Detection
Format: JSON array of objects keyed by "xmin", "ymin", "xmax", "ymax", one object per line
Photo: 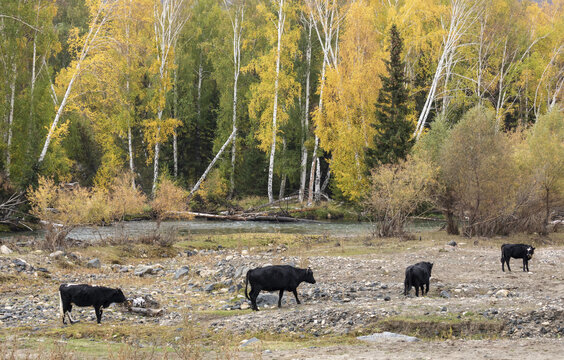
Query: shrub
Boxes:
[
  {"xmin": 365, "ymin": 156, "xmax": 435, "ymax": 237},
  {"xmin": 151, "ymin": 176, "xmax": 189, "ymax": 226}
]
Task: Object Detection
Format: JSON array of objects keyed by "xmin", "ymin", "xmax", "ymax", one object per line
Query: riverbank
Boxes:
[{"xmin": 1, "ymin": 230, "xmax": 563, "ymax": 358}]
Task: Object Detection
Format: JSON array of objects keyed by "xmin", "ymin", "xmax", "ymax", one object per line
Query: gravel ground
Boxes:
[{"xmin": 0, "ymin": 238, "xmax": 563, "ymax": 358}]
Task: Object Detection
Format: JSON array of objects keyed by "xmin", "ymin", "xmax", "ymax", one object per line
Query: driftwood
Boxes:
[
  {"xmin": 167, "ymin": 211, "xmax": 318, "ymax": 223},
  {"xmin": 244, "ymin": 195, "xmax": 299, "ymax": 213}
]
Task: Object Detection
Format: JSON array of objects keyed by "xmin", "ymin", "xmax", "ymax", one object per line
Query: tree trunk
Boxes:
[
  {"xmin": 6, "ymin": 63, "xmax": 16, "ymax": 179},
  {"xmin": 189, "ymin": 129, "xmax": 236, "ymax": 197},
  {"xmin": 229, "ymin": 8, "xmax": 242, "ymax": 198},
  {"xmin": 445, "ymin": 209, "xmax": 459, "ymax": 235},
  {"xmin": 314, "ymin": 157, "xmax": 321, "ymax": 203},
  {"xmin": 173, "ymin": 67, "xmax": 178, "ymax": 178},
  {"xmin": 268, "ymin": 0, "xmax": 285, "ymax": 203},
  {"xmin": 128, "ymin": 125, "xmax": 135, "ymax": 188},
  {"xmin": 152, "ymin": 124, "xmax": 161, "ymax": 195},
  {"xmin": 279, "ymin": 137, "xmax": 287, "ymax": 200},
  {"xmin": 299, "ymin": 18, "xmax": 312, "ymax": 203}
]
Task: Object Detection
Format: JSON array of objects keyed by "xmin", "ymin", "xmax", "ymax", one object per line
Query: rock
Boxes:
[
  {"xmin": 447, "ymin": 240, "xmax": 457, "ymax": 247},
  {"xmin": 49, "ymin": 250, "xmax": 64, "ymax": 258},
  {"xmin": 204, "ymin": 283, "xmax": 216, "ymax": 292},
  {"xmin": 357, "ymin": 332, "xmax": 419, "ymax": 343},
  {"xmin": 441, "ymin": 306, "xmax": 447, "ymax": 312},
  {"xmin": 384, "ymin": 296, "xmax": 391, "ymax": 301},
  {"xmin": 234, "ymin": 266, "xmax": 249, "ymax": 279},
  {"xmin": 440, "ymin": 290, "xmax": 451, "ymax": 299},
  {"xmin": 134, "ymin": 265, "xmax": 158, "ymax": 277},
  {"xmin": 174, "ymin": 266, "xmax": 190, "ymax": 280},
  {"xmin": 495, "ymin": 289, "xmax": 510, "ymax": 298},
  {"xmin": 241, "ymin": 337, "xmax": 260, "ymax": 347},
  {"xmin": 86, "ymin": 258, "xmax": 101, "ymax": 269},
  {"xmin": 1, "ymin": 245, "xmax": 13, "ymax": 254},
  {"xmin": 257, "ymin": 293, "xmax": 278, "ymax": 306},
  {"xmin": 240, "ymin": 303, "xmax": 250, "ymax": 310}
]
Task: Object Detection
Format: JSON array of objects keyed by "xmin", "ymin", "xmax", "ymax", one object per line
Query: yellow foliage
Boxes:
[
  {"xmin": 151, "ymin": 176, "xmax": 189, "ymax": 220},
  {"xmin": 315, "ymin": 0, "xmax": 385, "ymax": 201}
]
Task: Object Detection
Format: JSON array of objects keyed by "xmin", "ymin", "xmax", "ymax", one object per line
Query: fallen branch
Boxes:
[{"xmin": 245, "ymin": 195, "xmax": 299, "ymax": 213}]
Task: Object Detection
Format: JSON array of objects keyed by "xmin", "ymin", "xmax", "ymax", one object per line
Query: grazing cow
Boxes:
[
  {"xmin": 403, "ymin": 261, "xmax": 433, "ymax": 297},
  {"xmin": 501, "ymin": 244, "xmax": 535, "ymax": 272},
  {"xmin": 245, "ymin": 265, "xmax": 316, "ymax": 311},
  {"xmin": 58, "ymin": 284, "xmax": 128, "ymax": 324}
]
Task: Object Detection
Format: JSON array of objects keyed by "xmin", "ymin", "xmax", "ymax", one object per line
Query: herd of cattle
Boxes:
[{"xmin": 58, "ymin": 243, "xmax": 536, "ymax": 324}]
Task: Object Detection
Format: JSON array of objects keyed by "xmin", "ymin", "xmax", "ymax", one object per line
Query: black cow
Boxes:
[
  {"xmin": 58, "ymin": 284, "xmax": 128, "ymax": 324},
  {"xmin": 501, "ymin": 244, "xmax": 535, "ymax": 272},
  {"xmin": 403, "ymin": 261, "xmax": 433, "ymax": 297},
  {"xmin": 245, "ymin": 265, "xmax": 316, "ymax": 311}
]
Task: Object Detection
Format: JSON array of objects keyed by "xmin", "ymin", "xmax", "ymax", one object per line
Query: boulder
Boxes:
[
  {"xmin": 1, "ymin": 245, "xmax": 13, "ymax": 254},
  {"xmin": 447, "ymin": 240, "xmax": 457, "ymax": 247},
  {"xmin": 495, "ymin": 289, "xmax": 510, "ymax": 298},
  {"xmin": 257, "ymin": 293, "xmax": 278, "ymax": 306},
  {"xmin": 174, "ymin": 265, "xmax": 190, "ymax": 280},
  {"xmin": 86, "ymin": 258, "xmax": 101, "ymax": 269},
  {"xmin": 440, "ymin": 290, "xmax": 451, "ymax": 299},
  {"xmin": 357, "ymin": 332, "xmax": 419, "ymax": 343},
  {"xmin": 49, "ymin": 250, "xmax": 64, "ymax": 258},
  {"xmin": 134, "ymin": 265, "xmax": 158, "ymax": 277}
]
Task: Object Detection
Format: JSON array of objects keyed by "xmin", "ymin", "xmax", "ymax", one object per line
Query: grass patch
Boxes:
[{"xmin": 374, "ymin": 314, "xmax": 504, "ymax": 340}]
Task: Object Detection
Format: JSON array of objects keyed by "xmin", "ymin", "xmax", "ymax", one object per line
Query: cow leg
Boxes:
[
  {"xmin": 278, "ymin": 290, "xmax": 284, "ymax": 308},
  {"xmin": 94, "ymin": 305, "xmax": 102, "ymax": 324},
  {"xmin": 415, "ymin": 285, "xmax": 419, "ymax": 297},
  {"xmin": 292, "ymin": 289, "xmax": 301, "ymax": 305},
  {"xmin": 506, "ymin": 258, "xmax": 511, "ymax": 272},
  {"xmin": 425, "ymin": 281, "xmax": 430, "ymax": 295},
  {"xmin": 502, "ymin": 257, "xmax": 505, "ymax": 272},
  {"xmin": 250, "ymin": 289, "xmax": 260, "ymax": 311},
  {"xmin": 523, "ymin": 258, "xmax": 528, "ymax": 272}
]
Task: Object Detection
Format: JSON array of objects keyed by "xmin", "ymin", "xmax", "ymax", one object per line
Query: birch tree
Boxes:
[
  {"xmin": 298, "ymin": 12, "xmax": 313, "ymax": 203},
  {"xmin": 223, "ymin": 0, "xmax": 245, "ymax": 198},
  {"xmin": 246, "ymin": 0, "xmax": 300, "ymax": 203},
  {"xmin": 37, "ymin": 0, "xmax": 119, "ymax": 165},
  {"xmin": 150, "ymin": 0, "xmax": 190, "ymax": 194},
  {"xmin": 414, "ymin": 0, "xmax": 480, "ymax": 140},
  {"xmin": 306, "ymin": 0, "xmax": 345, "ymax": 205}
]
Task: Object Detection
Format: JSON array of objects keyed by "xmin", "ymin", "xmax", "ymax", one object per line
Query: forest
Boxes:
[{"xmin": 0, "ymin": 0, "xmax": 563, "ymax": 237}]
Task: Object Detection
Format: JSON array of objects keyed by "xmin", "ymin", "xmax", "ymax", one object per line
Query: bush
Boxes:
[
  {"xmin": 151, "ymin": 176, "xmax": 189, "ymax": 226},
  {"xmin": 27, "ymin": 174, "xmax": 148, "ymax": 250},
  {"xmin": 365, "ymin": 156, "xmax": 435, "ymax": 237}
]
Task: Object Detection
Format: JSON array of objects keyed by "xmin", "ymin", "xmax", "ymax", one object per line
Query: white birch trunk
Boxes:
[
  {"xmin": 267, "ymin": 0, "xmax": 285, "ymax": 203},
  {"xmin": 279, "ymin": 136, "xmax": 287, "ymax": 200},
  {"xmin": 299, "ymin": 17, "xmax": 312, "ymax": 203},
  {"xmin": 189, "ymin": 129, "xmax": 236, "ymax": 196},
  {"xmin": 173, "ymin": 67, "xmax": 178, "ymax": 178},
  {"xmin": 128, "ymin": 125, "xmax": 135, "ymax": 188},
  {"xmin": 314, "ymin": 157, "xmax": 321, "ymax": 202},
  {"xmin": 152, "ymin": 124, "xmax": 161, "ymax": 194},
  {"xmin": 228, "ymin": 4, "xmax": 243, "ymax": 198},
  {"xmin": 6, "ymin": 63, "xmax": 16, "ymax": 179}
]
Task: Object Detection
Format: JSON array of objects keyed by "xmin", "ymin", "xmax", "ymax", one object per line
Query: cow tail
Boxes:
[
  {"xmin": 404, "ymin": 268, "xmax": 412, "ymax": 295},
  {"xmin": 245, "ymin": 271, "xmax": 250, "ymax": 300},
  {"xmin": 58, "ymin": 287, "xmax": 64, "ymax": 318}
]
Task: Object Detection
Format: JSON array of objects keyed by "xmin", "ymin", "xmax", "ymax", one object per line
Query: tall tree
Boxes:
[
  {"xmin": 150, "ymin": 0, "xmax": 189, "ymax": 194},
  {"xmin": 367, "ymin": 24, "xmax": 413, "ymax": 168},
  {"xmin": 37, "ymin": 0, "xmax": 119, "ymax": 166}
]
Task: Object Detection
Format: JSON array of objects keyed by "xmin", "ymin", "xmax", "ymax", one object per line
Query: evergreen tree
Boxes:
[{"xmin": 367, "ymin": 24, "xmax": 413, "ymax": 168}]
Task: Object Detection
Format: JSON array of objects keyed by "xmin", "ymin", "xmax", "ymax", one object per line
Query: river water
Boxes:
[{"xmin": 1, "ymin": 219, "xmax": 443, "ymax": 242}]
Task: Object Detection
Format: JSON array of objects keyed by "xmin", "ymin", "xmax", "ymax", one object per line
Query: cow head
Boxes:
[
  {"xmin": 304, "ymin": 268, "xmax": 316, "ymax": 284},
  {"xmin": 526, "ymin": 246, "xmax": 535, "ymax": 259},
  {"xmin": 112, "ymin": 289, "xmax": 127, "ymax": 304}
]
